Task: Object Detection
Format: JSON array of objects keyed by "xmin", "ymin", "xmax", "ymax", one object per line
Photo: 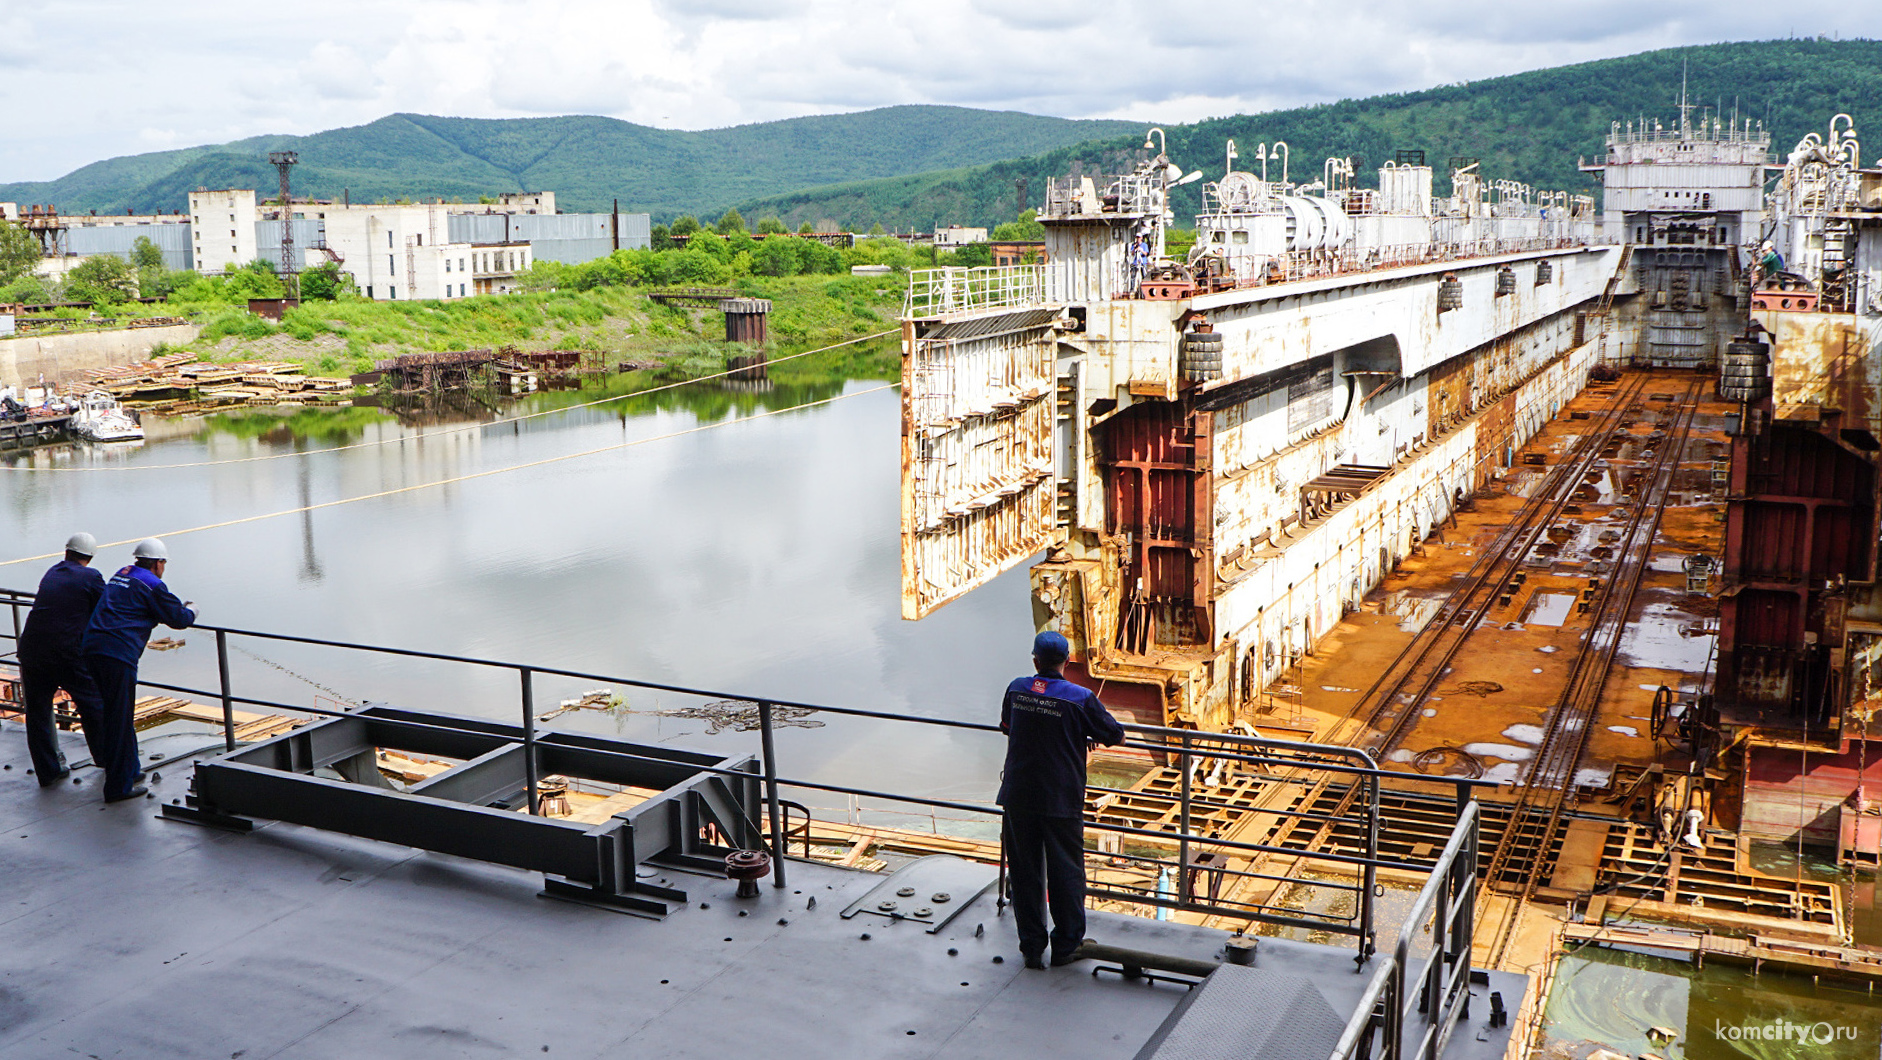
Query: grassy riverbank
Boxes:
[{"xmin": 148, "ymin": 274, "xmax": 902, "ymax": 379}]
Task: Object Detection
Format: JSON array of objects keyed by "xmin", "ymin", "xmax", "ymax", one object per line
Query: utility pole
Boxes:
[
  {"xmin": 268, "ymin": 151, "xmax": 299, "ymax": 300},
  {"xmin": 1015, "ymin": 177, "xmax": 1028, "ymax": 220}
]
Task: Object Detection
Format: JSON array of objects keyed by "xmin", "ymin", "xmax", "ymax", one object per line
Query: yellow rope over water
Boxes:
[
  {"xmin": 0, "ymin": 382, "xmax": 901, "ymax": 569},
  {"xmin": 0, "ymin": 329, "xmax": 898, "ymax": 473}
]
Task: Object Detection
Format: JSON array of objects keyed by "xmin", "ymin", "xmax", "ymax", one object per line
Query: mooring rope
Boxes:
[{"xmin": 0, "ymin": 382, "xmax": 900, "ymax": 568}]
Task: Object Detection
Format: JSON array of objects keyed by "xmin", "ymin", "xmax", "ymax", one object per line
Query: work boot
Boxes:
[
  {"xmin": 1051, "ymin": 939, "xmax": 1094, "ymax": 966},
  {"xmin": 104, "ymin": 784, "xmax": 148, "ymax": 804},
  {"xmin": 37, "ymin": 768, "xmax": 71, "ymax": 788},
  {"xmin": 1022, "ymin": 953, "xmax": 1047, "ymax": 971}
]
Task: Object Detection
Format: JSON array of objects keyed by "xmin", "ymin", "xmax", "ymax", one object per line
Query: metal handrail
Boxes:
[
  {"xmin": 1, "ymin": 586, "xmax": 1475, "ymax": 959},
  {"xmin": 1329, "ymin": 800, "xmax": 1481, "ymax": 1060}
]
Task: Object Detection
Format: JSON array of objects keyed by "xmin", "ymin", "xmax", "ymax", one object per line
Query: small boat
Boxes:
[{"xmin": 70, "ymin": 390, "xmax": 145, "ymax": 442}]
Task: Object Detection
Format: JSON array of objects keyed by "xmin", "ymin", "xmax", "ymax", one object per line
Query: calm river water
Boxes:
[{"xmin": 1, "ymin": 364, "xmax": 1030, "ymax": 824}]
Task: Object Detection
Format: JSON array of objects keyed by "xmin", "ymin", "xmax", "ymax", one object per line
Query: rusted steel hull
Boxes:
[
  {"xmin": 1719, "ymin": 311, "xmax": 1882, "ymax": 730},
  {"xmin": 1002, "ymin": 249, "xmax": 1619, "ymax": 729}
]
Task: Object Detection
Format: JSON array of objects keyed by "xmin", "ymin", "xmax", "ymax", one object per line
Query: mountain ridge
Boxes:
[{"xmin": 0, "ymin": 106, "xmax": 1147, "ymax": 219}]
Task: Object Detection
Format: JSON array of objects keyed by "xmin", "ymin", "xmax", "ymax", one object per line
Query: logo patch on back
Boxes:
[{"xmin": 1031, "ymin": 679, "xmax": 1048, "ymax": 693}]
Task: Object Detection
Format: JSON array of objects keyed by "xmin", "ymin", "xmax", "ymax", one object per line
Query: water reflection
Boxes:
[
  {"xmin": 1, "ymin": 366, "xmax": 1034, "ymax": 809},
  {"xmin": 1543, "ymin": 946, "xmax": 1882, "ymax": 1059}
]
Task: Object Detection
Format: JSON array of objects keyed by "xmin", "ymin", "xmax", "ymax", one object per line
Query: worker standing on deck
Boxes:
[
  {"xmin": 15, "ymin": 533, "xmax": 107, "ymax": 787},
  {"xmin": 997, "ymin": 631, "xmax": 1125, "ymax": 969},
  {"xmin": 80, "ymin": 538, "xmax": 196, "ymax": 803}
]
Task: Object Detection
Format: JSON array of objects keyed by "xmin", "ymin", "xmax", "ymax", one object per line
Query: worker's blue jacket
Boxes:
[
  {"xmin": 18, "ymin": 559, "xmax": 105, "ymax": 663},
  {"xmin": 996, "ymin": 672, "xmax": 1125, "ymax": 818},
  {"xmin": 81, "ymin": 565, "xmax": 196, "ymax": 666}
]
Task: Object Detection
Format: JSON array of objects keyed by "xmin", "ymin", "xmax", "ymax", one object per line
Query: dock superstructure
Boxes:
[{"xmin": 902, "ymin": 139, "xmax": 1619, "ymax": 732}]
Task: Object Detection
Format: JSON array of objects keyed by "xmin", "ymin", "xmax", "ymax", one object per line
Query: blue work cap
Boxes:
[{"xmin": 1033, "ymin": 631, "xmax": 1070, "ymax": 662}]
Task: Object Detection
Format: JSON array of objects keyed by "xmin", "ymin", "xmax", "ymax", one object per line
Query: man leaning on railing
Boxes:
[{"xmin": 79, "ymin": 537, "xmax": 197, "ymax": 804}]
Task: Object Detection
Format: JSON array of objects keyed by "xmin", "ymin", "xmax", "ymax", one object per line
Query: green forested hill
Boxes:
[
  {"xmin": 737, "ymin": 39, "xmax": 1882, "ymax": 230},
  {"xmin": 0, "ymin": 107, "xmax": 1145, "ymax": 218}
]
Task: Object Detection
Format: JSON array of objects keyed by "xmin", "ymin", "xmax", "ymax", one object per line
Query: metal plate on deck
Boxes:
[
  {"xmin": 1133, "ymin": 964, "xmax": 1345, "ymax": 1060},
  {"xmin": 839, "ymin": 854, "xmax": 997, "ymax": 933}
]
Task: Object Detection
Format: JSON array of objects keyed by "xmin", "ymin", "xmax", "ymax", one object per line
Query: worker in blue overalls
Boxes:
[
  {"xmin": 80, "ymin": 537, "xmax": 196, "ymax": 803},
  {"xmin": 997, "ymin": 631, "xmax": 1125, "ymax": 969},
  {"xmin": 16, "ymin": 533, "xmax": 107, "ymax": 786}
]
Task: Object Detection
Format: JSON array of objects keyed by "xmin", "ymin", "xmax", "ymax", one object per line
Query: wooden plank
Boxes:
[{"xmin": 1549, "ymin": 818, "xmax": 1609, "ymax": 893}]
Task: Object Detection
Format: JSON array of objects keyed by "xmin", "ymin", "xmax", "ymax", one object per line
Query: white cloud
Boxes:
[{"xmin": 0, "ymin": 0, "xmax": 1878, "ymax": 181}]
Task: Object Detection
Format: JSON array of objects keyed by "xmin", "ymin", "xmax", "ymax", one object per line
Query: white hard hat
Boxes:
[
  {"xmin": 132, "ymin": 537, "xmax": 169, "ymax": 560},
  {"xmin": 64, "ymin": 532, "xmax": 96, "ymax": 557}
]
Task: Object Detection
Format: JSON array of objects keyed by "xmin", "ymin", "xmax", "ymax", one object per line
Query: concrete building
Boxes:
[
  {"xmin": 934, "ymin": 225, "xmax": 989, "ymax": 247},
  {"xmin": 188, "ymin": 189, "xmax": 260, "ymax": 275}
]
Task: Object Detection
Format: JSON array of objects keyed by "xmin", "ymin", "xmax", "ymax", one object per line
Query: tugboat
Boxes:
[{"xmin": 69, "ymin": 390, "xmax": 145, "ymax": 442}]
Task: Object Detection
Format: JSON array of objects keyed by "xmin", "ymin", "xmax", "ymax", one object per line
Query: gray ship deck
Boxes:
[{"xmin": 0, "ymin": 722, "xmax": 1522, "ymax": 1060}]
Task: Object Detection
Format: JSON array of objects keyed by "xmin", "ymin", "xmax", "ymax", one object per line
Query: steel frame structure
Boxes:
[{"xmin": 169, "ymin": 703, "xmax": 764, "ymax": 917}]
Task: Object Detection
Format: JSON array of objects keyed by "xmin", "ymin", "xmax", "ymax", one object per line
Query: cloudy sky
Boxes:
[{"xmin": 2, "ymin": 1, "xmax": 1876, "ymax": 181}]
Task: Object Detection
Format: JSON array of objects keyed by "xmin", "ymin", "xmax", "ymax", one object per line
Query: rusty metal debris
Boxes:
[
  {"xmin": 667, "ymin": 700, "xmax": 823, "ymax": 735},
  {"xmin": 535, "ymin": 690, "xmax": 823, "ymax": 734}
]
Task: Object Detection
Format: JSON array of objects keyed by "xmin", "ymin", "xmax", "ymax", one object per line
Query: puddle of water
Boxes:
[
  {"xmin": 1608, "ymin": 725, "xmax": 1641, "ymax": 738},
  {"xmin": 1573, "ymin": 766, "xmax": 1612, "ymax": 786},
  {"xmin": 1618, "ymin": 603, "xmax": 1717, "ymax": 672},
  {"xmin": 1385, "ymin": 749, "xmax": 1415, "ymax": 763},
  {"xmin": 1524, "ymin": 592, "xmax": 1577, "ymax": 626},
  {"xmin": 1321, "ymin": 685, "xmax": 1358, "ymax": 693},
  {"xmin": 1384, "ymin": 591, "xmax": 1445, "ymax": 633},
  {"xmin": 1464, "ymin": 742, "xmax": 1534, "ymax": 761},
  {"xmin": 1421, "ymin": 708, "xmax": 1437, "ymax": 717},
  {"xmin": 1542, "ymin": 946, "xmax": 1882, "ymax": 1060},
  {"xmin": 1503, "ymin": 724, "xmax": 1546, "ymax": 745},
  {"xmin": 1539, "ymin": 645, "xmax": 1559, "ymax": 654}
]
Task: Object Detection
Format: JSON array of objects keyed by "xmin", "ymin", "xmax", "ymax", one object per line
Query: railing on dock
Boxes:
[
  {"xmin": 1331, "ymin": 800, "xmax": 1482, "ymax": 1060},
  {"xmin": 2, "ymin": 585, "xmax": 1480, "ymax": 996}
]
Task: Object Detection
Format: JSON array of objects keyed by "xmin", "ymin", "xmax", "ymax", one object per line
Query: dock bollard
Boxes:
[{"xmin": 727, "ymin": 849, "xmax": 772, "ymax": 899}]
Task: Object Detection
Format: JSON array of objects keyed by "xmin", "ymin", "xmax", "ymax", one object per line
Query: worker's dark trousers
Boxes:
[
  {"xmin": 18, "ymin": 652, "xmax": 106, "ymax": 784},
  {"xmin": 81, "ymin": 656, "xmax": 143, "ymax": 799},
  {"xmin": 1005, "ymin": 811, "xmax": 1087, "ymax": 960}
]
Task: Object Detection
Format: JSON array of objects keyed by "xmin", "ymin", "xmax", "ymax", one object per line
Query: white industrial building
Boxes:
[{"xmin": 15, "ymin": 189, "xmax": 645, "ymax": 301}]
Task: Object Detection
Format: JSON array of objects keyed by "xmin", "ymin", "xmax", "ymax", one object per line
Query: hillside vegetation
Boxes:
[
  {"xmin": 0, "ymin": 107, "xmax": 1142, "ymax": 219},
  {"xmin": 736, "ymin": 39, "xmax": 1882, "ymax": 230}
]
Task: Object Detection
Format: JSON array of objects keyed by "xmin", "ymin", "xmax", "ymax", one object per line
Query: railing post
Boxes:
[
  {"xmin": 1361, "ymin": 769, "xmax": 1380, "ymax": 965},
  {"xmin": 216, "ymin": 630, "xmax": 236, "ymax": 752},
  {"xmin": 520, "ymin": 667, "xmax": 538, "ymax": 815},
  {"xmin": 1177, "ymin": 730, "xmax": 1192, "ymax": 906},
  {"xmin": 996, "ymin": 816, "xmax": 1008, "ymax": 916},
  {"xmin": 757, "ymin": 700, "xmax": 788, "ymax": 889},
  {"xmin": 1388, "ymin": 939, "xmax": 1408, "ymax": 1060}
]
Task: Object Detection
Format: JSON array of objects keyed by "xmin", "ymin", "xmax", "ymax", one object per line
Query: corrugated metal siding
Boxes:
[
  {"xmin": 64, "ymin": 222, "xmax": 193, "ymax": 271},
  {"xmin": 447, "ymin": 213, "xmax": 651, "ymax": 261},
  {"xmin": 254, "ymin": 219, "xmax": 327, "ymax": 271}
]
